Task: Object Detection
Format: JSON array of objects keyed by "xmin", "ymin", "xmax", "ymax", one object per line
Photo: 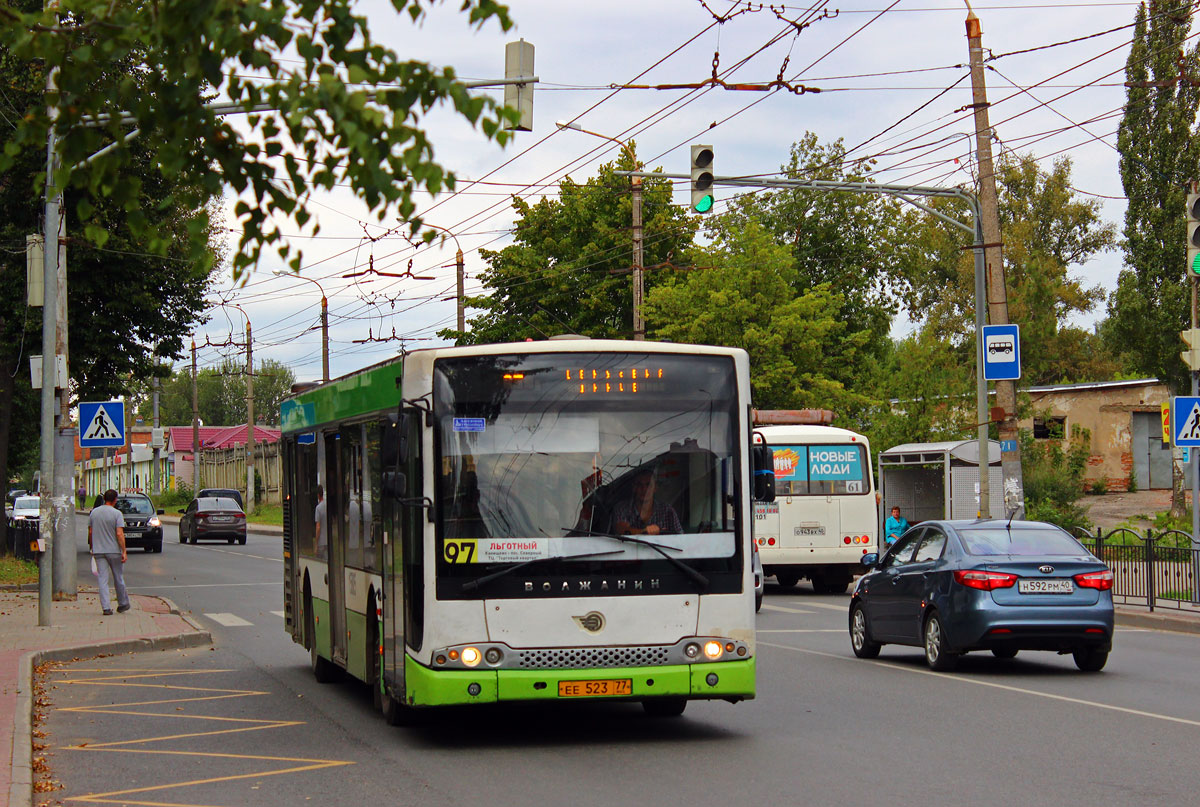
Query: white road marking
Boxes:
[
  {"xmin": 183, "ymin": 544, "xmax": 283, "ymax": 563},
  {"xmin": 270, "ymin": 611, "xmax": 285, "ymax": 618},
  {"xmin": 760, "ymin": 640, "xmax": 1200, "ymax": 729},
  {"xmin": 761, "ymin": 604, "xmax": 816, "ymax": 615},
  {"xmin": 204, "ymin": 612, "xmax": 254, "ymax": 627},
  {"xmin": 793, "ymin": 601, "xmax": 850, "ymax": 612}
]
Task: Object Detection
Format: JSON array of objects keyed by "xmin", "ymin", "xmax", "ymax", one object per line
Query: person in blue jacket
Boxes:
[{"xmin": 884, "ymin": 506, "xmax": 909, "ymax": 546}]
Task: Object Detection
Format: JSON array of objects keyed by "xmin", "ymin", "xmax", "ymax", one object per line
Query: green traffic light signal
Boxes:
[{"xmin": 690, "ymin": 144, "xmax": 714, "ymax": 215}]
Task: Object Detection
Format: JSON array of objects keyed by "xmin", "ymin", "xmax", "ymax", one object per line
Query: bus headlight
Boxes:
[
  {"xmin": 703, "ymin": 641, "xmax": 723, "ymax": 660},
  {"xmin": 461, "ymin": 646, "xmax": 482, "ymax": 667},
  {"xmin": 684, "ymin": 643, "xmax": 701, "ymax": 659},
  {"xmin": 484, "ymin": 647, "xmax": 503, "ymax": 665}
]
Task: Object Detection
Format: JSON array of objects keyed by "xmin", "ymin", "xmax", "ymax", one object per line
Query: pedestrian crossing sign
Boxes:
[
  {"xmin": 1172, "ymin": 397, "xmax": 1200, "ymax": 447},
  {"xmin": 79, "ymin": 400, "xmax": 126, "ymax": 448}
]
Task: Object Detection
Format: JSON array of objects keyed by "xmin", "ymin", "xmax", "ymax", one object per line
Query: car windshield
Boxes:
[
  {"xmin": 959, "ymin": 527, "xmax": 1089, "ymax": 556},
  {"xmin": 115, "ymin": 497, "xmax": 155, "ymax": 515},
  {"xmin": 14, "ymin": 497, "xmax": 38, "ymax": 510}
]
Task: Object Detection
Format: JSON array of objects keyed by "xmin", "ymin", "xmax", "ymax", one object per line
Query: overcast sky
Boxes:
[{"xmin": 196, "ymin": 0, "xmax": 1141, "ymax": 385}]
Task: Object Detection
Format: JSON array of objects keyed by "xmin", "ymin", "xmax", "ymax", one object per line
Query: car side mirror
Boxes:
[
  {"xmin": 861, "ymin": 553, "xmax": 879, "ymax": 568},
  {"xmin": 178, "ymin": 509, "xmax": 186, "ymax": 514},
  {"xmin": 751, "ymin": 444, "xmax": 775, "ymax": 503},
  {"xmin": 156, "ymin": 509, "xmax": 165, "ymax": 515}
]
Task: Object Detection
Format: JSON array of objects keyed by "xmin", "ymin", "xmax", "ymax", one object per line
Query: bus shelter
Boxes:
[{"xmin": 878, "ymin": 439, "xmax": 1003, "ymax": 527}]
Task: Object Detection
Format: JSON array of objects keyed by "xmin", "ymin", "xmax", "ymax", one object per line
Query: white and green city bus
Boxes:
[
  {"xmin": 753, "ymin": 424, "xmax": 878, "ymax": 594},
  {"xmin": 280, "ymin": 339, "xmax": 773, "ymax": 722}
]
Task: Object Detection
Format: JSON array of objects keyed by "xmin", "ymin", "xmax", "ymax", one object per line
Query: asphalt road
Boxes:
[{"xmin": 35, "ymin": 521, "xmax": 1200, "ymax": 807}]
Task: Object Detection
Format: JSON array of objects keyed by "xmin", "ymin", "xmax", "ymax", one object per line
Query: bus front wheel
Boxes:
[{"xmin": 642, "ymin": 697, "xmax": 687, "ymax": 718}]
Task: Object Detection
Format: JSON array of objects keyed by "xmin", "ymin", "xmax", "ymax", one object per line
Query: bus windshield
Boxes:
[{"xmin": 433, "ymin": 352, "xmax": 742, "ymax": 596}]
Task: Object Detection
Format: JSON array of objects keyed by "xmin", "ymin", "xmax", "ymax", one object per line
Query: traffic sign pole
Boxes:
[{"xmin": 1192, "ymin": 271, "xmax": 1199, "ymax": 602}]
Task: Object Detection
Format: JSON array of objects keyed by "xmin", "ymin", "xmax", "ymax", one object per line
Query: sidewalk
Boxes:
[
  {"xmin": 0, "ymin": 589, "xmax": 211, "ymax": 807},
  {"xmin": 1115, "ymin": 604, "xmax": 1200, "ymax": 635}
]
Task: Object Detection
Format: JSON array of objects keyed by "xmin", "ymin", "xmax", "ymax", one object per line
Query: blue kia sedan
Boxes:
[{"xmin": 848, "ymin": 519, "xmax": 1113, "ymax": 672}]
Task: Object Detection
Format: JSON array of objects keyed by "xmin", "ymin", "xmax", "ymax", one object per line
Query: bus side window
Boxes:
[{"xmin": 364, "ymin": 422, "xmax": 383, "ymax": 572}]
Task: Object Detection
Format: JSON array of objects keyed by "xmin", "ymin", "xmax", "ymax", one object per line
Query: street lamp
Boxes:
[
  {"xmin": 223, "ymin": 302, "xmax": 255, "ymax": 517},
  {"xmin": 555, "ymin": 120, "xmax": 645, "ymax": 341},
  {"xmin": 273, "ymin": 270, "xmax": 330, "ymax": 382},
  {"xmin": 422, "ymin": 223, "xmax": 466, "ymax": 334}
]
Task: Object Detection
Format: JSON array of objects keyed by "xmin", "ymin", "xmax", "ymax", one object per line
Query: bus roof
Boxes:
[
  {"xmin": 280, "ymin": 339, "xmax": 751, "ymax": 433},
  {"xmin": 754, "ymin": 424, "xmax": 871, "ymax": 446}
]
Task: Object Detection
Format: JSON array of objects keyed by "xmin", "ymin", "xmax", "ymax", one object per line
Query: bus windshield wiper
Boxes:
[
  {"xmin": 461, "ymin": 549, "xmax": 625, "ymax": 592},
  {"xmin": 564, "ymin": 528, "xmax": 710, "ymax": 590}
]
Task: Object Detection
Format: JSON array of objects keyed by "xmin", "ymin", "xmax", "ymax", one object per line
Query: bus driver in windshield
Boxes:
[{"xmin": 613, "ymin": 469, "xmax": 683, "ymax": 536}]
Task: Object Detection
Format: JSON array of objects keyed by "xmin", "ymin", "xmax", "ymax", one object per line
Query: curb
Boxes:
[
  {"xmin": 8, "ymin": 604, "xmax": 212, "ymax": 807},
  {"xmin": 1115, "ymin": 608, "xmax": 1200, "ymax": 636}
]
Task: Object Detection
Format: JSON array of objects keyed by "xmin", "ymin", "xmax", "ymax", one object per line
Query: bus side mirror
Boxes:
[
  {"xmin": 752, "ymin": 444, "xmax": 775, "ymax": 503},
  {"xmin": 383, "ymin": 471, "xmax": 407, "ymax": 499}
]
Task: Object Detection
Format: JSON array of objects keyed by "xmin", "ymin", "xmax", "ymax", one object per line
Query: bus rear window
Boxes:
[{"xmin": 771, "ymin": 444, "xmax": 868, "ymax": 496}]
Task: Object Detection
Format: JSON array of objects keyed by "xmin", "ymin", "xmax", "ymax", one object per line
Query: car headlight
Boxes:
[{"xmin": 148, "ymin": 517, "xmax": 161, "ymax": 527}]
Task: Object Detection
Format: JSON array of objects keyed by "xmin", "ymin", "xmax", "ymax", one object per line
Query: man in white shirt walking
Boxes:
[{"xmin": 88, "ymin": 489, "xmax": 130, "ymax": 616}]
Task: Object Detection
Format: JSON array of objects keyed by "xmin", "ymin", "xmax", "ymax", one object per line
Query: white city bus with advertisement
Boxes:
[
  {"xmin": 752, "ymin": 424, "xmax": 877, "ymax": 594},
  {"xmin": 281, "ymin": 339, "xmax": 775, "ymax": 723}
]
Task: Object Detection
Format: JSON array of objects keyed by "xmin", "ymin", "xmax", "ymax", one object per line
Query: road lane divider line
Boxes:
[
  {"xmin": 270, "ymin": 611, "xmax": 285, "ymax": 618},
  {"xmin": 759, "ymin": 604, "xmax": 816, "ymax": 614},
  {"xmin": 47, "ymin": 665, "xmax": 355, "ymax": 805},
  {"xmin": 760, "ymin": 640, "xmax": 1200, "ymax": 730}
]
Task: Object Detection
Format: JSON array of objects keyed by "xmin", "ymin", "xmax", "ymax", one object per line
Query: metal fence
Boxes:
[
  {"xmin": 1071, "ymin": 527, "xmax": 1200, "ymax": 613},
  {"xmin": 3, "ymin": 518, "xmax": 40, "ymax": 561}
]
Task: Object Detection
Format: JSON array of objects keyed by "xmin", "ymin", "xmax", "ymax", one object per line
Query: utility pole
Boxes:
[
  {"xmin": 456, "ymin": 247, "xmax": 466, "ymax": 333},
  {"xmin": 966, "ymin": 8, "xmax": 1024, "ymax": 518},
  {"xmin": 245, "ymin": 319, "xmax": 255, "ymax": 516},
  {"xmin": 152, "ymin": 374, "xmax": 160, "ymax": 494},
  {"xmin": 192, "ymin": 338, "xmax": 200, "ymax": 494},
  {"xmin": 631, "ymin": 174, "xmax": 644, "ymax": 341},
  {"xmin": 37, "ymin": 20, "xmax": 61, "ymax": 624}
]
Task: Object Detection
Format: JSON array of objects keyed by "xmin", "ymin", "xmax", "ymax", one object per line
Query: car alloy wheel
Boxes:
[
  {"xmin": 850, "ymin": 604, "xmax": 881, "ymax": 659},
  {"xmin": 923, "ymin": 612, "xmax": 957, "ymax": 671}
]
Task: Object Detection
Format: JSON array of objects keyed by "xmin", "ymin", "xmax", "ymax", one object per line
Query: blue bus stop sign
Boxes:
[{"xmin": 982, "ymin": 324, "xmax": 1021, "ymax": 381}]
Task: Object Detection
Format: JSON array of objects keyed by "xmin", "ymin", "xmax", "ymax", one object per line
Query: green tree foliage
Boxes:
[
  {"xmin": 644, "ymin": 222, "xmax": 875, "ymax": 417},
  {"xmin": 0, "ymin": 0, "xmax": 517, "ymax": 276},
  {"xmin": 897, "ymin": 154, "xmax": 1117, "ymax": 385},
  {"xmin": 863, "ymin": 331, "xmax": 977, "ymax": 453},
  {"xmin": 455, "ymin": 154, "xmax": 697, "ymax": 343},
  {"xmin": 711, "ymin": 134, "xmax": 904, "ymax": 357},
  {"xmin": 1019, "ymin": 422, "xmax": 1093, "ymax": 533},
  {"xmin": 1109, "ymin": 0, "xmax": 1200, "ymax": 391},
  {"xmin": 1, "ymin": 1, "xmax": 216, "ymax": 503},
  {"xmin": 136, "ymin": 359, "xmax": 296, "ymax": 427}
]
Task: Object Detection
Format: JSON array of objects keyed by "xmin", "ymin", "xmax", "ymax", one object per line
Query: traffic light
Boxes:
[
  {"xmin": 690, "ymin": 145, "xmax": 714, "ymax": 214},
  {"xmin": 1181, "ymin": 328, "xmax": 1200, "ymax": 370},
  {"xmin": 1187, "ymin": 193, "xmax": 1200, "ymax": 277}
]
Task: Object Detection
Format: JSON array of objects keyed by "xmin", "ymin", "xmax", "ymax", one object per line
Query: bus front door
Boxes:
[{"xmin": 326, "ymin": 433, "xmax": 348, "ymax": 664}]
